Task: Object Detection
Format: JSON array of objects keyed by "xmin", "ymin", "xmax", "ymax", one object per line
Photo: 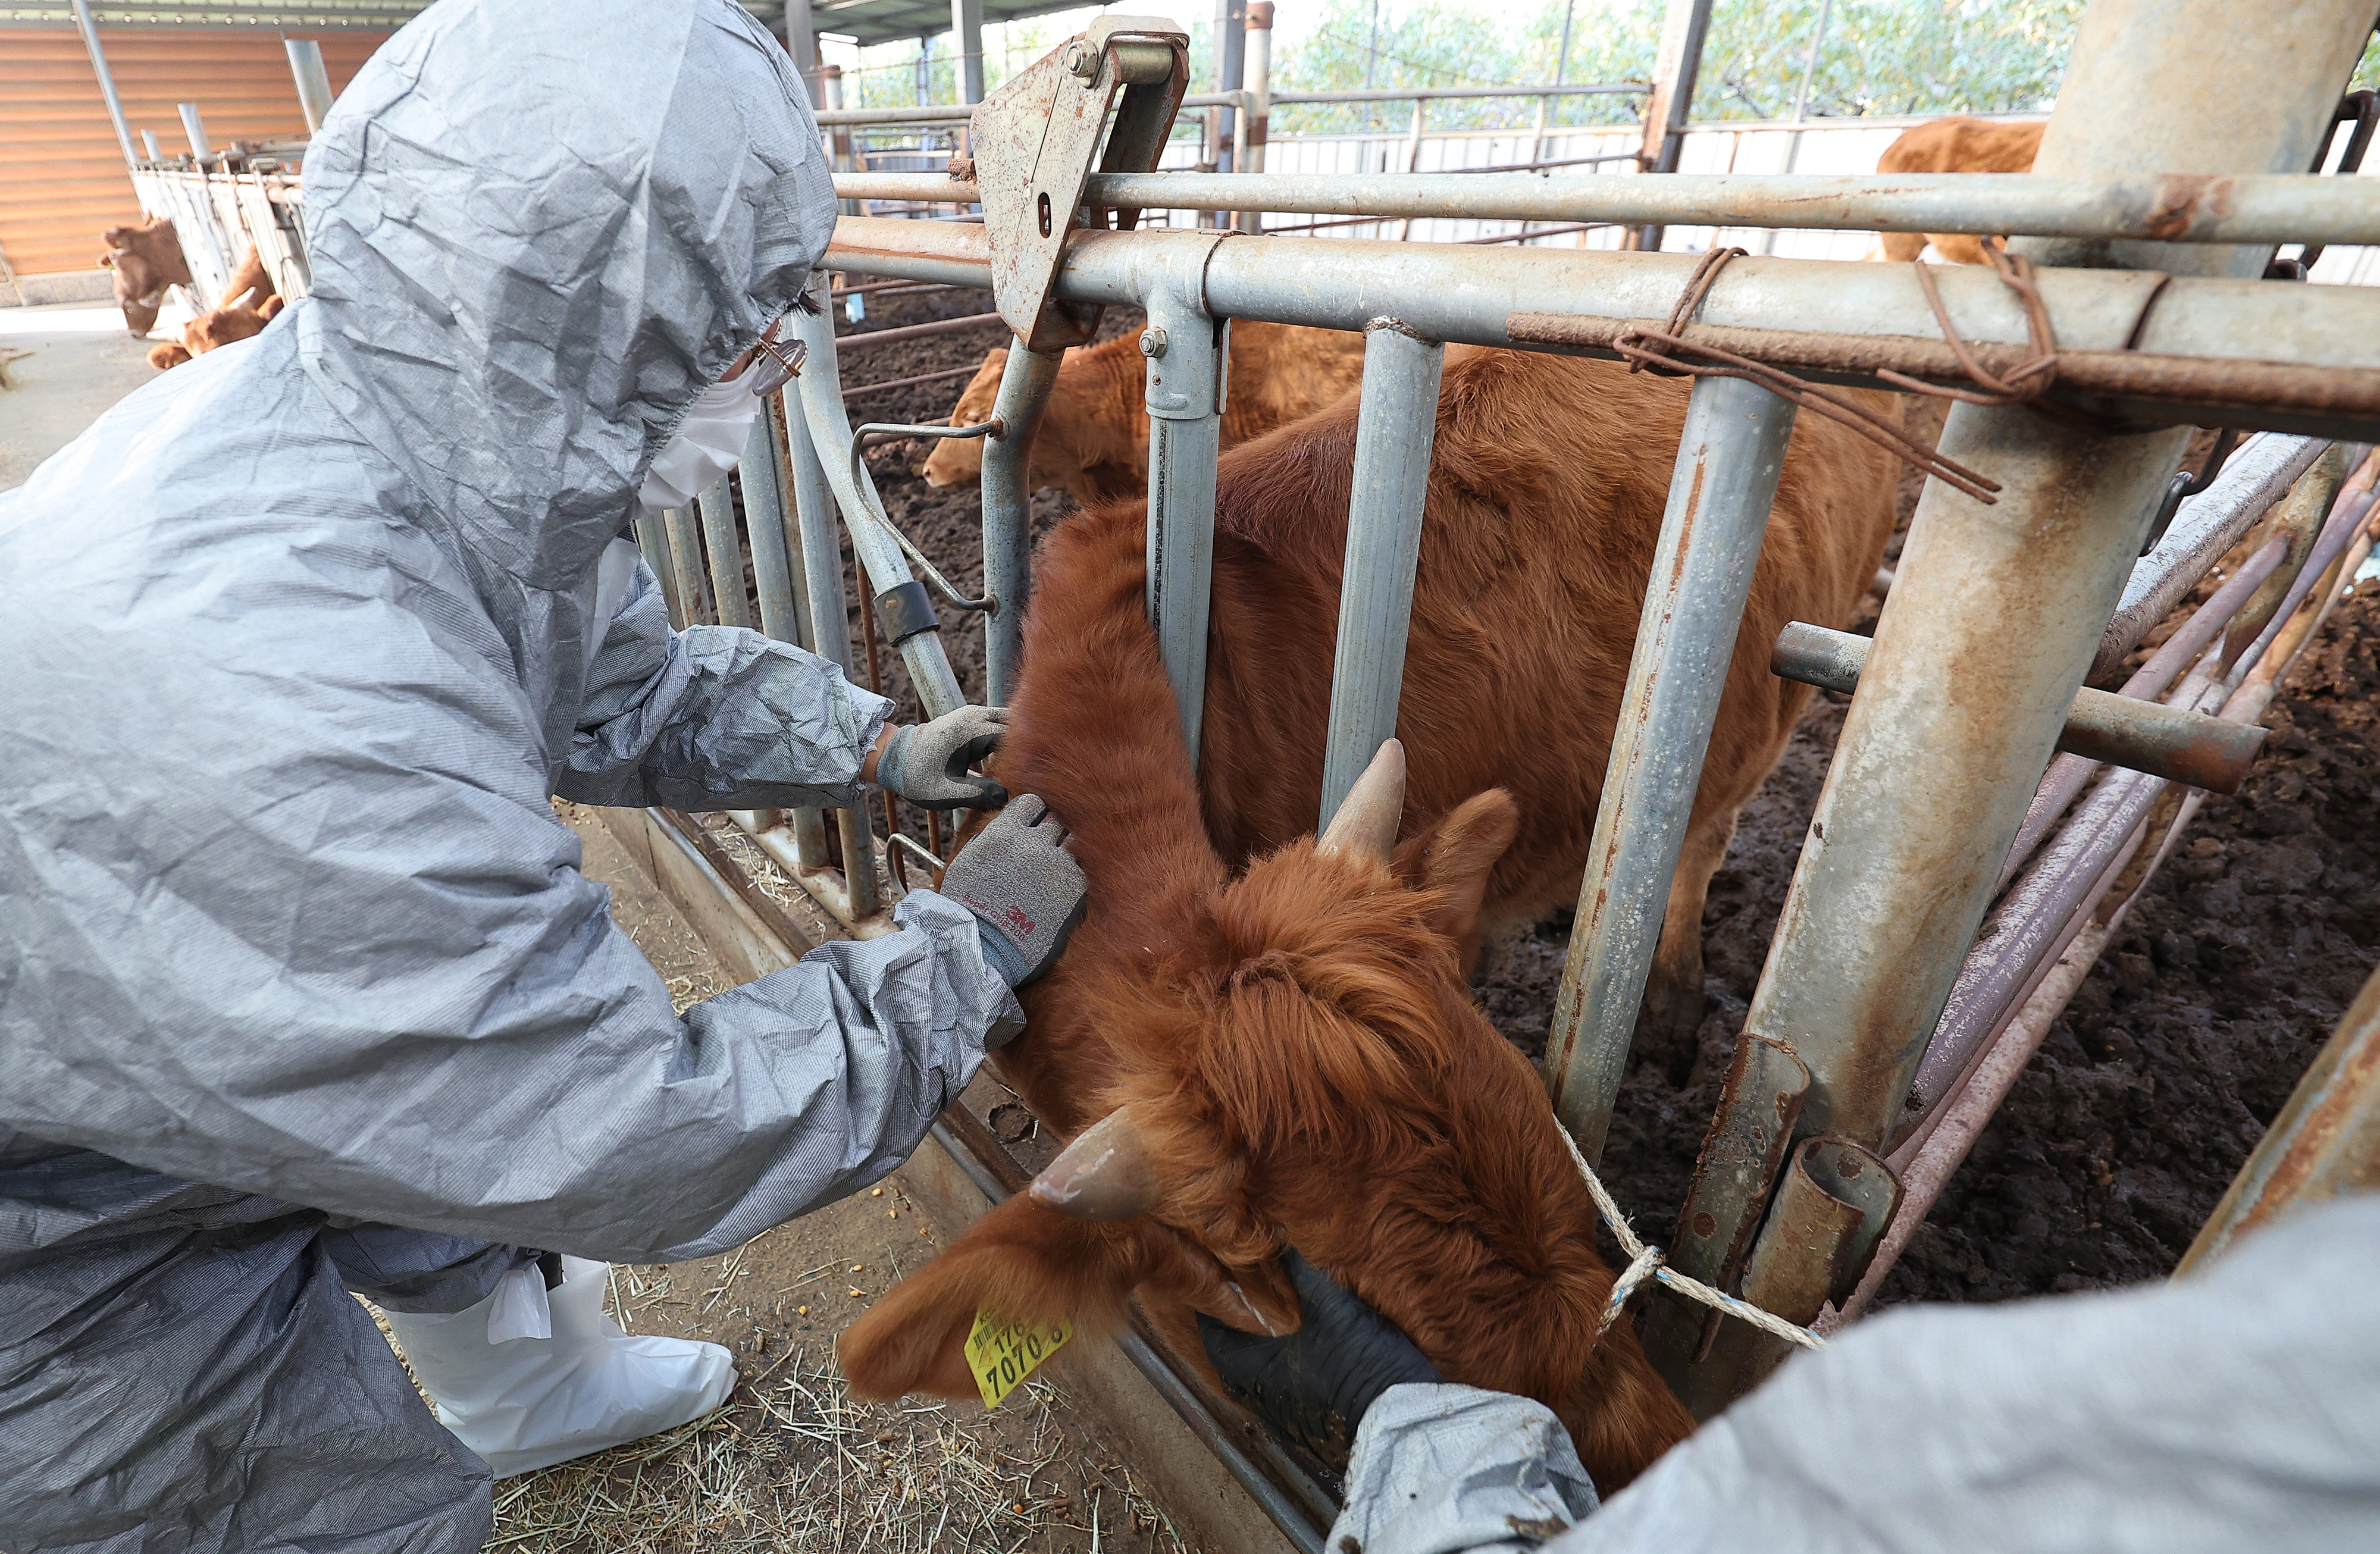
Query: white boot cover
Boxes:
[{"xmin": 381, "ymin": 1255, "xmax": 736, "ymax": 1477}]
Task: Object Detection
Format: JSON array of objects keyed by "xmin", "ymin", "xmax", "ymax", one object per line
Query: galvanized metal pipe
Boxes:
[
  {"xmin": 1544, "ymin": 374, "xmax": 1800, "ymax": 1165},
  {"xmin": 1317, "ymin": 320, "xmax": 1446, "ymax": 829},
  {"xmin": 71, "ymin": 0, "xmax": 137, "ymax": 169},
  {"xmin": 2091, "ymin": 434, "xmax": 2326, "ymax": 682},
  {"xmin": 662, "ymin": 505, "xmax": 713, "ymax": 625},
  {"xmin": 823, "ymin": 221, "xmax": 2380, "ymax": 440},
  {"xmin": 739, "ymin": 407, "xmax": 803, "ymax": 647},
  {"xmin": 634, "ymin": 512, "xmax": 684, "ymax": 631},
  {"xmin": 1140, "ymin": 260, "xmax": 1229, "ymax": 764},
  {"xmin": 2222, "ymin": 446, "xmax": 2352, "ymax": 667},
  {"xmin": 283, "ymin": 39, "xmax": 335, "ymax": 134},
  {"xmin": 772, "ymin": 391, "xmax": 841, "ymax": 875},
  {"xmin": 1704, "ymin": 3, "xmax": 2369, "ymax": 1370},
  {"xmin": 697, "ymin": 477, "xmax": 753, "ymax": 630},
  {"xmin": 981, "ymin": 341, "xmax": 1061, "ymax": 706},
  {"xmin": 835, "ymin": 166, "xmax": 2380, "ymax": 247},
  {"xmin": 1773, "ymin": 623, "xmax": 2268, "ymax": 794},
  {"xmin": 785, "ymin": 286, "xmax": 969, "ymax": 720}
]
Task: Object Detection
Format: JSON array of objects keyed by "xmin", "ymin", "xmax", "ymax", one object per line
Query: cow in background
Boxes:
[
  {"xmin": 839, "ymin": 348, "xmax": 1900, "ymax": 1490},
  {"xmin": 145, "ymin": 249, "xmax": 284, "ymax": 371},
  {"xmin": 1874, "ymin": 117, "xmax": 2046, "ymax": 262},
  {"xmin": 99, "ymin": 218, "xmax": 192, "ymax": 337},
  {"xmin": 920, "ymin": 321, "xmax": 1368, "ymax": 505}
]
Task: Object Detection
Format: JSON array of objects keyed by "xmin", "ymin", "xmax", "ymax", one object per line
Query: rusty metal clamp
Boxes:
[
  {"xmin": 846, "ymin": 418, "xmax": 1005, "ymax": 613},
  {"xmin": 970, "ymin": 15, "xmax": 1191, "ymax": 353}
]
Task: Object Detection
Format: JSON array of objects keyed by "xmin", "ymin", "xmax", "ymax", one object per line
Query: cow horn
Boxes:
[
  {"xmin": 1028, "ymin": 1107, "xmax": 1160, "ymax": 1221},
  {"xmin": 1317, "ymin": 738, "xmax": 1406, "ymax": 862}
]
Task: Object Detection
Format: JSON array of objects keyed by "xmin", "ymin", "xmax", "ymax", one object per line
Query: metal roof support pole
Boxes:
[
  {"xmin": 1141, "ymin": 260, "xmax": 1227, "ymax": 766},
  {"xmin": 1212, "ymin": 0, "xmax": 1246, "ymax": 172},
  {"xmin": 284, "ymin": 39, "xmax": 336, "ymax": 134},
  {"xmin": 1629, "ymin": 0, "xmax": 1714, "ymax": 252},
  {"xmin": 783, "ymin": 0, "xmax": 823, "ymax": 107},
  {"xmin": 1543, "ymin": 372, "xmax": 1799, "ymax": 1164},
  {"xmin": 1318, "ymin": 319, "xmax": 1446, "ymax": 830},
  {"xmin": 1694, "ymin": 0, "xmax": 2375, "ymax": 1392},
  {"xmin": 951, "ymin": 0, "xmax": 985, "ymax": 105},
  {"xmin": 72, "ymin": 0, "xmax": 137, "ymax": 170},
  {"xmin": 1236, "ymin": 3, "xmax": 1272, "ymax": 231},
  {"xmin": 981, "ymin": 340, "xmax": 1061, "ymax": 706}
]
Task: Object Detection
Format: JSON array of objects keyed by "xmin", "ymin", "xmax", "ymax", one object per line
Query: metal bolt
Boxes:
[
  {"xmin": 1138, "ymin": 327, "xmax": 1168, "ymax": 358},
  {"xmin": 1063, "ymin": 40, "xmax": 1098, "ymax": 79}
]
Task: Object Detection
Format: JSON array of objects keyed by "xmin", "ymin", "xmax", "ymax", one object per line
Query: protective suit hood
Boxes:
[{"xmin": 296, "ymin": 0, "xmax": 828, "ymax": 599}]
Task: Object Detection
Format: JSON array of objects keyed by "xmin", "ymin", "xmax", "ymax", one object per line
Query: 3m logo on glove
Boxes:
[
  {"xmin": 1001, "ymin": 904, "xmax": 1036, "ymax": 937},
  {"xmin": 963, "ymin": 1310, "xmax": 1072, "ymax": 1408}
]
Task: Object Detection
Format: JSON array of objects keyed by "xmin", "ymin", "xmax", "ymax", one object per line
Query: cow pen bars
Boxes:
[{"xmin": 616, "ymin": 5, "xmax": 2380, "ymax": 1533}]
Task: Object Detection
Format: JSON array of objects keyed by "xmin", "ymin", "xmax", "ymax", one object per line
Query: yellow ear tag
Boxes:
[{"xmin": 964, "ymin": 1310, "xmax": 1073, "ymax": 1408}]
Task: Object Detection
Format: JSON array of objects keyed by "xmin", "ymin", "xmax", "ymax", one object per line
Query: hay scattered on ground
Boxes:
[{"xmin": 487, "ymin": 1343, "xmax": 1187, "ymax": 1553}]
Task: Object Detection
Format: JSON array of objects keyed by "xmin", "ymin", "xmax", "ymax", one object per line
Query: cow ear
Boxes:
[
  {"xmin": 1411, "ymin": 789, "xmax": 1518, "ymax": 945},
  {"xmin": 838, "ymin": 1194, "xmax": 1142, "ymax": 1403}
]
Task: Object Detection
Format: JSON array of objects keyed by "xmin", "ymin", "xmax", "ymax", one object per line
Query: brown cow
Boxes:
[
  {"xmin": 838, "ymin": 349, "xmax": 1899, "ymax": 1490},
  {"xmin": 98, "ymin": 218, "xmax": 193, "ymax": 337},
  {"xmin": 920, "ymin": 321, "xmax": 1368, "ymax": 504},
  {"xmin": 147, "ymin": 248, "xmax": 286, "ymax": 371},
  {"xmin": 1874, "ymin": 117, "xmax": 2046, "ymax": 263}
]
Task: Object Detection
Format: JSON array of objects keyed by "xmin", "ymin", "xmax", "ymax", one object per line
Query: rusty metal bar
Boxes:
[
  {"xmin": 835, "ymin": 312, "xmax": 1007, "ymax": 353},
  {"xmin": 662, "ymin": 505, "xmax": 713, "ymax": 626},
  {"xmin": 1773, "ymin": 624, "xmax": 2268, "ymax": 794},
  {"xmin": 1318, "ymin": 320, "xmax": 1446, "ymax": 828},
  {"xmin": 2093, "ymin": 434, "xmax": 2329, "ymax": 682},
  {"xmin": 1683, "ymin": 1135, "xmax": 1898, "ymax": 1414},
  {"xmin": 1641, "ymin": 1035, "xmax": 1807, "ymax": 1400},
  {"xmin": 1695, "ymin": 0, "xmax": 2375, "ymax": 1399},
  {"xmin": 1545, "ymin": 374, "xmax": 1800, "ymax": 1164}
]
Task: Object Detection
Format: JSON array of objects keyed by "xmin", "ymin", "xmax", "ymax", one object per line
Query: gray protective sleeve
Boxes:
[
  {"xmin": 1330, "ymin": 1384, "xmax": 1599, "ymax": 1554},
  {"xmin": 1336, "ymin": 1194, "xmax": 2380, "ymax": 1554},
  {"xmin": 556, "ymin": 565, "xmax": 892, "ymax": 812}
]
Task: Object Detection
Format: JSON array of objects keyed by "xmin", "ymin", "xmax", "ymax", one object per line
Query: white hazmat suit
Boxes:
[{"xmin": 0, "ymin": 1, "xmax": 1020, "ymax": 1548}]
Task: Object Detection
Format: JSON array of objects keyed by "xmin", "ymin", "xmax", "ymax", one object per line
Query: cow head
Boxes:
[
  {"xmin": 840, "ymin": 745, "xmax": 1576, "ymax": 1406},
  {"xmin": 920, "ymin": 349, "xmax": 1006, "ymax": 488}
]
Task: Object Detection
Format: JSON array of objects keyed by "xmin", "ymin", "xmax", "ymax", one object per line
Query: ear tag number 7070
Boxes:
[{"xmin": 964, "ymin": 1310, "xmax": 1073, "ymax": 1408}]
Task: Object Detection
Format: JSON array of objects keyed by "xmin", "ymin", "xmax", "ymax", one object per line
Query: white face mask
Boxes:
[{"xmin": 638, "ymin": 365, "xmax": 763, "ymax": 513}]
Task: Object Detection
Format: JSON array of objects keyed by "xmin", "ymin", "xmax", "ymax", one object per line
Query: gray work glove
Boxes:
[
  {"xmin": 936, "ymin": 794, "xmax": 1086, "ymax": 988},
  {"xmin": 873, "ymin": 705, "xmax": 1008, "ymax": 810},
  {"xmin": 1198, "ymin": 1249, "xmax": 1443, "ymax": 1459}
]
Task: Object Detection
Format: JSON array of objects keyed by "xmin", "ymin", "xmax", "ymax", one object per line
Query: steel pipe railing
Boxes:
[
  {"xmin": 1544, "ymin": 374, "xmax": 1800, "ymax": 1166},
  {"xmin": 833, "ymin": 167, "xmax": 2380, "ymax": 247},
  {"xmin": 981, "ymin": 341, "xmax": 1063, "ymax": 706},
  {"xmin": 822, "ymin": 219, "xmax": 2380, "ymax": 440},
  {"xmin": 1139, "ymin": 239, "xmax": 1233, "ymax": 764},
  {"xmin": 1317, "ymin": 319, "xmax": 1446, "ymax": 829}
]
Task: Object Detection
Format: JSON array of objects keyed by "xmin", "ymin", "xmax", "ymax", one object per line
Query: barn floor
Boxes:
[
  {"xmin": 840, "ymin": 281, "xmax": 2380, "ymax": 1311},
  {"xmin": 0, "ymin": 298, "xmax": 187, "ymax": 491}
]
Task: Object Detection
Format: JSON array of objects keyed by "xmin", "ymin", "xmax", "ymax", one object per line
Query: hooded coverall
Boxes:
[{"xmin": 0, "ymin": 1, "xmax": 1017, "ymax": 1547}]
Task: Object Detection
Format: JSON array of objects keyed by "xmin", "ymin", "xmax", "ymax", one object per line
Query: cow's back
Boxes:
[
  {"xmin": 1875, "ymin": 118, "xmax": 2045, "ymax": 262},
  {"xmin": 1195, "ymin": 348, "xmax": 1898, "ymax": 930}
]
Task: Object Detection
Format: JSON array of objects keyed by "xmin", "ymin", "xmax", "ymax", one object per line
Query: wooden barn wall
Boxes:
[{"xmin": 0, "ymin": 27, "xmax": 390, "ymax": 277}]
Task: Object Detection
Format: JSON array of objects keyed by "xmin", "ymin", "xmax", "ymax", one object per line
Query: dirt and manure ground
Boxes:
[{"xmin": 848, "ymin": 286, "xmax": 2380, "ymax": 1311}]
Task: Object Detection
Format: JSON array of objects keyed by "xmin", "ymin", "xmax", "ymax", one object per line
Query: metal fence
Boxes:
[{"xmin": 669, "ymin": 5, "xmax": 2380, "ymax": 1542}]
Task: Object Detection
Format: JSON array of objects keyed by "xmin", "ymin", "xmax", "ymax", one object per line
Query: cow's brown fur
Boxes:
[
  {"xmin": 148, "ymin": 249, "xmax": 285, "ymax": 371},
  {"xmin": 920, "ymin": 321, "xmax": 1368, "ymax": 503},
  {"xmin": 840, "ymin": 350, "xmax": 1897, "ymax": 1489},
  {"xmin": 1874, "ymin": 117, "xmax": 2046, "ymax": 264},
  {"xmin": 98, "ymin": 218, "xmax": 192, "ymax": 337}
]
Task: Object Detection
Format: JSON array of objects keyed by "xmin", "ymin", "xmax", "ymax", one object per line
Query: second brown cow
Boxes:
[
  {"xmin": 920, "ymin": 321, "xmax": 1368, "ymax": 504},
  {"xmin": 1874, "ymin": 116, "xmax": 2046, "ymax": 263}
]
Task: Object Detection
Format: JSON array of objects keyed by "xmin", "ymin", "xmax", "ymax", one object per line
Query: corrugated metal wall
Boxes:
[{"xmin": 0, "ymin": 27, "xmax": 388, "ymax": 277}]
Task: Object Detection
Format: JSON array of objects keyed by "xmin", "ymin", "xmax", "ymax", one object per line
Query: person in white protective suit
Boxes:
[
  {"xmin": 1203, "ymin": 1194, "xmax": 2380, "ymax": 1554},
  {"xmin": 0, "ymin": 1, "xmax": 1086, "ymax": 1549}
]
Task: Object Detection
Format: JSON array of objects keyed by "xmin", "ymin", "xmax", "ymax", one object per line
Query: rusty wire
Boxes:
[
  {"xmin": 1610, "ymin": 246, "xmax": 2011, "ymax": 504},
  {"xmin": 1607, "ymin": 244, "xmax": 2101, "ymax": 504}
]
